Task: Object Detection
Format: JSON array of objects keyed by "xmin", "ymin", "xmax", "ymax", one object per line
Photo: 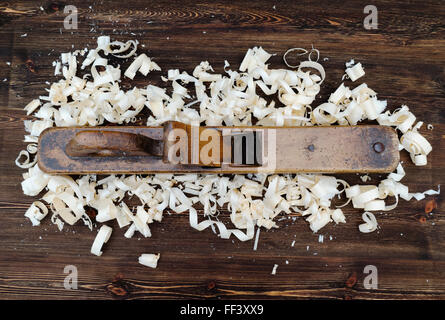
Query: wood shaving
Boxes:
[
  {"xmin": 271, "ymin": 264, "xmax": 278, "ymax": 275},
  {"xmin": 138, "ymin": 253, "xmax": 160, "ymax": 268},
  {"xmin": 359, "ymin": 212, "xmax": 378, "ymax": 233},
  {"xmin": 91, "ymin": 225, "xmax": 112, "ymax": 256},
  {"xmin": 16, "ymin": 36, "xmax": 440, "ymax": 265},
  {"xmin": 345, "ymin": 62, "xmax": 365, "ymax": 82}
]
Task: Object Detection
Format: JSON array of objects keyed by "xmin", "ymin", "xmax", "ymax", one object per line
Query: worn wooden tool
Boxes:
[{"xmin": 38, "ymin": 121, "xmax": 399, "ymax": 174}]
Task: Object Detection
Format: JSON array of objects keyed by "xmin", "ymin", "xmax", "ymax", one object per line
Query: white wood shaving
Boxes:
[
  {"xmin": 138, "ymin": 253, "xmax": 160, "ymax": 268},
  {"xmin": 283, "ymin": 48, "xmax": 308, "ymax": 68},
  {"xmin": 253, "ymin": 227, "xmax": 260, "ymax": 251},
  {"xmin": 24, "ymin": 201, "xmax": 48, "ymax": 226},
  {"xmin": 345, "ymin": 62, "xmax": 365, "ymax": 82},
  {"xmin": 345, "ymin": 59, "xmax": 355, "ymax": 68},
  {"xmin": 271, "ymin": 264, "xmax": 278, "ymax": 275},
  {"xmin": 359, "ymin": 212, "xmax": 378, "ymax": 233},
  {"xmin": 400, "ymin": 122, "xmax": 432, "ymax": 166},
  {"xmin": 17, "ymin": 37, "xmax": 440, "ymax": 256},
  {"xmin": 124, "ymin": 53, "xmax": 160, "ymax": 79},
  {"xmin": 24, "ymin": 99, "xmax": 41, "ymax": 115},
  {"xmin": 15, "ymin": 150, "xmax": 36, "ymax": 168},
  {"xmin": 91, "ymin": 225, "xmax": 112, "ymax": 256}
]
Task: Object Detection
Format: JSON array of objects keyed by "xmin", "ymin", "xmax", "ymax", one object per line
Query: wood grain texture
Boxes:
[{"xmin": 0, "ymin": 0, "xmax": 444, "ymax": 300}]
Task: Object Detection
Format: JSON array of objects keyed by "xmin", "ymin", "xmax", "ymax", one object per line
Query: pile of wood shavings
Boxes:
[{"xmin": 16, "ymin": 36, "xmax": 439, "ymax": 263}]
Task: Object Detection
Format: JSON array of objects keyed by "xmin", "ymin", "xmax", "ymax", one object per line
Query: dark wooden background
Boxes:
[{"xmin": 0, "ymin": 0, "xmax": 444, "ymax": 300}]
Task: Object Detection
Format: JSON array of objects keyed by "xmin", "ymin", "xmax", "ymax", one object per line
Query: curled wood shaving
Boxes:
[
  {"xmin": 359, "ymin": 212, "xmax": 378, "ymax": 233},
  {"xmin": 271, "ymin": 264, "xmax": 278, "ymax": 275},
  {"xmin": 24, "ymin": 201, "xmax": 48, "ymax": 226},
  {"xmin": 15, "ymin": 149, "xmax": 36, "ymax": 168},
  {"xmin": 91, "ymin": 225, "xmax": 112, "ymax": 256},
  {"xmin": 124, "ymin": 53, "xmax": 161, "ymax": 79},
  {"xmin": 138, "ymin": 253, "xmax": 160, "ymax": 268},
  {"xmin": 16, "ymin": 37, "xmax": 440, "ymax": 261},
  {"xmin": 345, "ymin": 62, "xmax": 365, "ymax": 82}
]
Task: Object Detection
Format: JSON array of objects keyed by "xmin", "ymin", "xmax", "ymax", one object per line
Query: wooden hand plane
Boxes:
[{"xmin": 38, "ymin": 121, "xmax": 399, "ymax": 175}]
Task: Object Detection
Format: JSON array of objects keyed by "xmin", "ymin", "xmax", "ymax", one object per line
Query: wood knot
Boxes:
[
  {"xmin": 345, "ymin": 272, "xmax": 357, "ymax": 288},
  {"xmin": 48, "ymin": 2, "xmax": 65, "ymax": 13},
  {"xmin": 106, "ymin": 284, "xmax": 128, "ymax": 297},
  {"xmin": 25, "ymin": 59, "xmax": 36, "ymax": 73},
  {"xmin": 106, "ymin": 274, "xmax": 130, "ymax": 298},
  {"xmin": 207, "ymin": 281, "xmax": 216, "ymax": 291},
  {"xmin": 419, "ymin": 216, "xmax": 427, "ymax": 224},
  {"xmin": 112, "ymin": 273, "xmax": 125, "ymax": 282},
  {"xmin": 425, "ymin": 199, "xmax": 437, "ymax": 214}
]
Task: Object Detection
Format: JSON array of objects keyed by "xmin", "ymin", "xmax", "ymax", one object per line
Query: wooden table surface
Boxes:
[{"xmin": 0, "ymin": 0, "xmax": 444, "ymax": 300}]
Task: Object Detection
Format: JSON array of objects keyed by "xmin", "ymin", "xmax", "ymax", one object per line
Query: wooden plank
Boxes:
[{"xmin": 0, "ymin": 0, "xmax": 444, "ymax": 300}]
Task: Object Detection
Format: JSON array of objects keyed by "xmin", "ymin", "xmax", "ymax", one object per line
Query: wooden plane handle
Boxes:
[{"xmin": 65, "ymin": 130, "xmax": 163, "ymax": 157}]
